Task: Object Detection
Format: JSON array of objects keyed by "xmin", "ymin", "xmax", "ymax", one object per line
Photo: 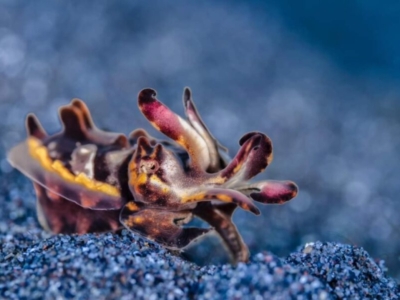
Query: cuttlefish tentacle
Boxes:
[
  {"xmin": 206, "ymin": 132, "xmax": 273, "ymax": 187},
  {"xmin": 182, "ymin": 87, "xmax": 225, "ymax": 172},
  {"xmin": 194, "ymin": 202, "xmax": 249, "ymax": 264},
  {"xmin": 120, "ymin": 203, "xmax": 211, "ymax": 249},
  {"xmin": 237, "ymin": 180, "xmax": 298, "ymax": 204},
  {"xmin": 138, "ymin": 88, "xmax": 210, "ymax": 171},
  {"xmin": 181, "ymin": 188, "xmax": 260, "ymax": 215}
]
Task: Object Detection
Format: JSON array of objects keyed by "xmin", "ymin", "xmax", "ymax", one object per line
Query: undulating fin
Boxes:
[
  {"xmin": 34, "ymin": 183, "xmax": 121, "ymax": 234},
  {"xmin": 26, "ymin": 114, "xmax": 48, "ymax": 140},
  {"xmin": 138, "ymin": 88, "xmax": 210, "ymax": 171},
  {"xmin": 181, "ymin": 188, "xmax": 260, "ymax": 215},
  {"xmin": 120, "ymin": 204, "xmax": 211, "ymax": 249},
  {"xmin": 183, "ymin": 87, "xmax": 223, "ymax": 172},
  {"xmin": 194, "ymin": 202, "xmax": 249, "ymax": 264},
  {"xmin": 238, "ymin": 180, "xmax": 298, "ymax": 204},
  {"xmin": 7, "ymin": 139, "xmax": 124, "ymax": 210},
  {"xmin": 209, "ymin": 132, "xmax": 273, "ymax": 187}
]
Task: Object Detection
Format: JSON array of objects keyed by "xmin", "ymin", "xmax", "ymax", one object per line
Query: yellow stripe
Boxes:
[
  {"xmin": 27, "ymin": 137, "xmax": 120, "ymax": 197},
  {"xmin": 182, "ymin": 192, "xmax": 206, "ymax": 203},
  {"xmin": 215, "ymin": 194, "xmax": 232, "ymax": 202}
]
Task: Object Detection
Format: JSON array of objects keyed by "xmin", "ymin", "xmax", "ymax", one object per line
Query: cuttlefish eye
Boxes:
[{"xmin": 140, "ymin": 159, "xmax": 159, "ymax": 174}]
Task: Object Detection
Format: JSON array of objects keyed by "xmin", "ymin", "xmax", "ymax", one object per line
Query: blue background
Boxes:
[{"xmin": 0, "ymin": 1, "xmax": 399, "ymax": 279}]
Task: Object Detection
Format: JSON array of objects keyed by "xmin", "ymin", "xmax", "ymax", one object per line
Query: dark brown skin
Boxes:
[
  {"xmin": 33, "ymin": 183, "xmax": 121, "ymax": 234},
  {"xmin": 7, "ymin": 88, "xmax": 298, "ymax": 264}
]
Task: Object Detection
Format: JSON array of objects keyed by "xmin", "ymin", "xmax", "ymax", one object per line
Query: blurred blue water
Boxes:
[{"xmin": 0, "ymin": 0, "xmax": 399, "ymax": 279}]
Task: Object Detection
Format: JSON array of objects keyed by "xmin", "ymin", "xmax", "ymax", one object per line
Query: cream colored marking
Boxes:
[
  {"xmin": 78, "ymin": 147, "xmax": 90, "ymax": 154},
  {"xmin": 75, "ymin": 144, "xmax": 97, "ymax": 179},
  {"xmin": 177, "ymin": 117, "xmax": 210, "ymax": 170},
  {"xmin": 47, "ymin": 141, "xmax": 57, "ymax": 150},
  {"xmin": 190, "ymin": 119, "xmax": 219, "ymax": 169}
]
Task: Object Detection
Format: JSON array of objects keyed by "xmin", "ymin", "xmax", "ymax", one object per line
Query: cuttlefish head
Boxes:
[{"xmin": 128, "ymin": 136, "xmax": 194, "ymax": 208}]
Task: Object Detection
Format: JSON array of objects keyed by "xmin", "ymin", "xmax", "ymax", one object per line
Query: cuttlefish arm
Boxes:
[
  {"xmin": 120, "ymin": 202, "xmax": 211, "ymax": 249},
  {"xmin": 180, "ymin": 187, "xmax": 260, "ymax": 215},
  {"xmin": 138, "ymin": 88, "xmax": 211, "ymax": 172},
  {"xmin": 183, "ymin": 87, "xmax": 228, "ymax": 172},
  {"xmin": 236, "ymin": 180, "xmax": 298, "ymax": 204},
  {"xmin": 205, "ymin": 132, "xmax": 273, "ymax": 187},
  {"xmin": 194, "ymin": 202, "xmax": 249, "ymax": 264}
]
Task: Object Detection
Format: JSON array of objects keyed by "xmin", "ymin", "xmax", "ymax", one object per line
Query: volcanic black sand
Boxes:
[{"xmin": 1, "ymin": 171, "xmax": 399, "ymax": 299}]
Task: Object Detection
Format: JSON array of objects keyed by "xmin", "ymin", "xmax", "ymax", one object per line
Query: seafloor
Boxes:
[{"xmin": 0, "ymin": 170, "xmax": 399, "ymax": 299}]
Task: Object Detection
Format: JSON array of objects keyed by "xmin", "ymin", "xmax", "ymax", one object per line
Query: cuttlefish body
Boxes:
[{"xmin": 7, "ymin": 88, "xmax": 298, "ymax": 263}]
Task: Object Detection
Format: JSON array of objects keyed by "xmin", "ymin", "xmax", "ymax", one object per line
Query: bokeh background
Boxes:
[{"xmin": 0, "ymin": 1, "xmax": 399, "ymax": 279}]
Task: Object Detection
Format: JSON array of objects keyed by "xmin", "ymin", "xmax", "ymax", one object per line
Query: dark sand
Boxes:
[{"xmin": 1, "ymin": 173, "xmax": 398, "ymax": 299}]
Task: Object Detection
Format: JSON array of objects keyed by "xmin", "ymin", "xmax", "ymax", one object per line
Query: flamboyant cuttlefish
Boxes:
[{"xmin": 7, "ymin": 88, "xmax": 298, "ymax": 263}]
